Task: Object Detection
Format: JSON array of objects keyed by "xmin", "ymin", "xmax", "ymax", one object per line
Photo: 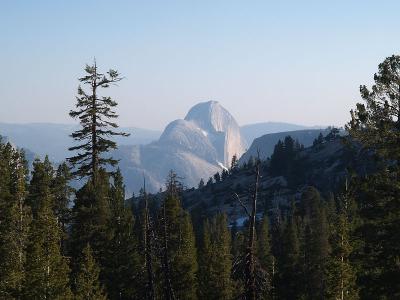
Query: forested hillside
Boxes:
[
  {"xmin": 177, "ymin": 132, "xmax": 376, "ymax": 224},
  {"xmin": 1, "ymin": 56, "xmax": 400, "ymax": 299}
]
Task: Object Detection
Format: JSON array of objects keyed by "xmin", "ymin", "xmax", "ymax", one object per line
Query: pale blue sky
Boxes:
[{"xmin": 1, "ymin": 1, "xmax": 399, "ymax": 130}]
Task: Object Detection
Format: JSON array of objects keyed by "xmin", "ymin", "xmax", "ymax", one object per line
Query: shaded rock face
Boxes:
[
  {"xmin": 239, "ymin": 128, "xmax": 332, "ymax": 164},
  {"xmin": 114, "ymin": 101, "xmax": 247, "ymax": 194}
]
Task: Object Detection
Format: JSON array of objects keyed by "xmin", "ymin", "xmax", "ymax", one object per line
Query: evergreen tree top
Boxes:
[{"xmin": 68, "ymin": 61, "xmax": 129, "ymax": 179}]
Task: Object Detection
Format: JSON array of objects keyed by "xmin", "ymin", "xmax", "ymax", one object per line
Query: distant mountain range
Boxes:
[
  {"xmin": 0, "ymin": 122, "xmax": 161, "ymax": 162},
  {"xmin": 0, "ymin": 103, "xmax": 328, "ymax": 194}
]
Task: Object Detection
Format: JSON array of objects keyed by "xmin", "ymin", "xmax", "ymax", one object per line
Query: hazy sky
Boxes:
[{"xmin": 1, "ymin": 1, "xmax": 400, "ymax": 130}]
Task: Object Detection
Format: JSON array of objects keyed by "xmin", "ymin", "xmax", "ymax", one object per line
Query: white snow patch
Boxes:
[
  {"xmin": 194, "ymin": 125, "xmax": 208, "ymax": 137},
  {"xmin": 217, "ymin": 161, "xmax": 228, "ymax": 171}
]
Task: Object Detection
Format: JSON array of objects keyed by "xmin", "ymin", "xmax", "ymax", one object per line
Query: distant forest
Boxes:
[{"xmin": 1, "ymin": 55, "xmax": 400, "ymax": 299}]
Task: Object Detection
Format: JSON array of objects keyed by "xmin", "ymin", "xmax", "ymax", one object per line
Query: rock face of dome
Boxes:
[
  {"xmin": 113, "ymin": 101, "xmax": 247, "ymax": 194},
  {"xmin": 184, "ymin": 101, "xmax": 247, "ymax": 166}
]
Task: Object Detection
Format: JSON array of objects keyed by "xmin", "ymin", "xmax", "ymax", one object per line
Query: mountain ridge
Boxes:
[
  {"xmin": 0, "ymin": 122, "xmax": 162, "ymax": 162},
  {"xmin": 240, "ymin": 122, "xmax": 324, "ymax": 144}
]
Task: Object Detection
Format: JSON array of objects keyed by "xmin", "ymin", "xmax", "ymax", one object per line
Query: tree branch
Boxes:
[{"xmin": 233, "ymin": 192, "xmax": 251, "ymax": 217}]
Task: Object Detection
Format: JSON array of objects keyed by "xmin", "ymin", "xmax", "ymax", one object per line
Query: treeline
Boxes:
[
  {"xmin": 0, "ymin": 140, "xmax": 356, "ymax": 299},
  {"xmin": 0, "ymin": 140, "xmax": 197, "ymax": 299},
  {"xmin": 0, "ymin": 141, "xmax": 384, "ymax": 299}
]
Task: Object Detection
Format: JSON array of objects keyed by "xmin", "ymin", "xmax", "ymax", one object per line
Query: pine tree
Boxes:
[
  {"xmin": 326, "ymin": 201, "xmax": 358, "ymax": 299},
  {"xmin": 313, "ymin": 132, "xmax": 324, "ymax": 147},
  {"xmin": 69, "ymin": 169, "xmax": 112, "ymax": 284},
  {"xmin": 302, "ymin": 187, "xmax": 330, "ymax": 299},
  {"xmin": 0, "ymin": 141, "xmax": 31, "ymax": 299},
  {"xmin": 198, "ymin": 178, "xmax": 205, "ymax": 189},
  {"xmin": 276, "ymin": 202, "xmax": 303, "ymax": 300},
  {"xmin": 269, "ymin": 140, "xmax": 284, "ymax": 176},
  {"xmin": 68, "ymin": 61, "xmax": 129, "ymax": 178},
  {"xmin": 23, "ymin": 188, "xmax": 72, "ymax": 299},
  {"xmin": 230, "ymin": 154, "xmax": 239, "ymax": 174},
  {"xmin": 347, "ymin": 54, "xmax": 400, "ymax": 298},
  {"xmin": 51, "ymin": 162, "xmax": 73, "ymax": 255},
  {"xmin": 213, "ymin": 172, "xmax": 221, "ymax": 183},
  {"xmin": 67, "ymin": 62, "xmax": 130, "ymax": 295},
  {"xmin": 347, "ymin": 55, "xmax": 400, "ymax": 162},
  {"xmin": 26, "ymin": 156, "xmax": 54, "ymax": 217},
  {"xmin": 103, "ymin": 168, "xmax": 141, "ymax": 299},
  {"xmin": 74, "ymin": 244, "xmax": 107, "ymax": 300},
  {"xmin": 351, "ymin": 171, "xmax": 400, "ymax": 298},
  {"xmin": 141, "ymin": 181, "xmax": 156, "ymax": 300},
  {"xmin": 221, "ymin": 169, "xmax": 229, "ymax": 181},
  {"xmin": 257, "ymin": 214, "xmax": 274, "ymax": 277},
  {"xmin": 158, "ymin": 173, "xmax": 198, "ymax": 300},
  {"xmin": 198, "ymin": 214, "xmax": 233, "ymax": 299},
  {"xmin": 256, "ymin": 214, "xmax": 274, "ymax": 299}
]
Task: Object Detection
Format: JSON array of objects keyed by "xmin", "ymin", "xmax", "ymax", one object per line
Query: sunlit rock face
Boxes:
[
  {"xmin": 114, "ymin": 101, "xmax": 247, "ymax": 194},
  {"xmin": 184, "ymin": 101, "xmax": 247, "ymax": 166}
]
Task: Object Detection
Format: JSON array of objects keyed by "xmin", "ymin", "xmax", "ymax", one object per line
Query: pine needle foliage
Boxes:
[{"xmin": 74, "ymin": 244, "xmax": 107, "ymax": 300}]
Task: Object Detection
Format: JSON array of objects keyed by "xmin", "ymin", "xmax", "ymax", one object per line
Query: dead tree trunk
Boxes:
[
  {"xmin": 245, "ymin": 154, "xmax": 260, "ymax": 300},
  {"xmin": 234, "ymin": 151, "xmax": 261, "ymax": 300}
]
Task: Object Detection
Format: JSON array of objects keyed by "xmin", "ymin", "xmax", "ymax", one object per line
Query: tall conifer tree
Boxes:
[
  {"xmin": 74, "ymin": 244, "xmax": 107, "ymax": 300},
  {"xmin": 158, "ymin": 172, "xmax": 198, "ymax": 300},
  {"xmin": 256, "ymin": 214, "xmax": 275, "ymax": 300},
  {"xmin": 26, "ymin": 156, "xmax": 53, "ymax": 217},
  {"xmin": 302, "ymin": 187, "xmax": 330, "ymax": 299},
  {"xmin": 51, "ymin": 162, "xmax": 73, "ymax": 255},
  {"xmin": 347, "ymin": 54, "xmax": 400, "ymax": 298},
  {"xmin": 257, "ymin": 214, "xmax": 274, "ymax": 286},
  {"xmin": 348, "ymin": 55, "xmax": 400, "ymax": 161},
  {"xmin": 103, "ymin": 168, "xmax": 141, "ymax": 299},
  {"xmin": 68, "ymin": 61, "xmax": 129, "ymax": 178},
  {"xmin": 23, "ymin": 175, "xmax": 71, "ymax": 299},
  {"xmin": 276, "ymin": 203, "xmax": 303, "ymax": 300},
  {"xmin": 140, "ymin": 178, "xmax": 156, "ymax": 300},
  {"xmin": 70, "ymin": 169, "xmax": 112, "ymax": 276},
  {"xmin": 0, "ymin": 140, "xmax": 31, "ymax": 298},
  {"xmin": 326, "ymin": 203, "xmax": 358, "ymax": 299},
  {"xmin": 198, "ymin": 214, "xmax": 233, "ymax": 299}
]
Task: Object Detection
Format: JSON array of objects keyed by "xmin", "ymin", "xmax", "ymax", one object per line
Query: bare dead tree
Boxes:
[{"xmin": 233, "ymin": 149, "xmax": 263, "ymax": 300}]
